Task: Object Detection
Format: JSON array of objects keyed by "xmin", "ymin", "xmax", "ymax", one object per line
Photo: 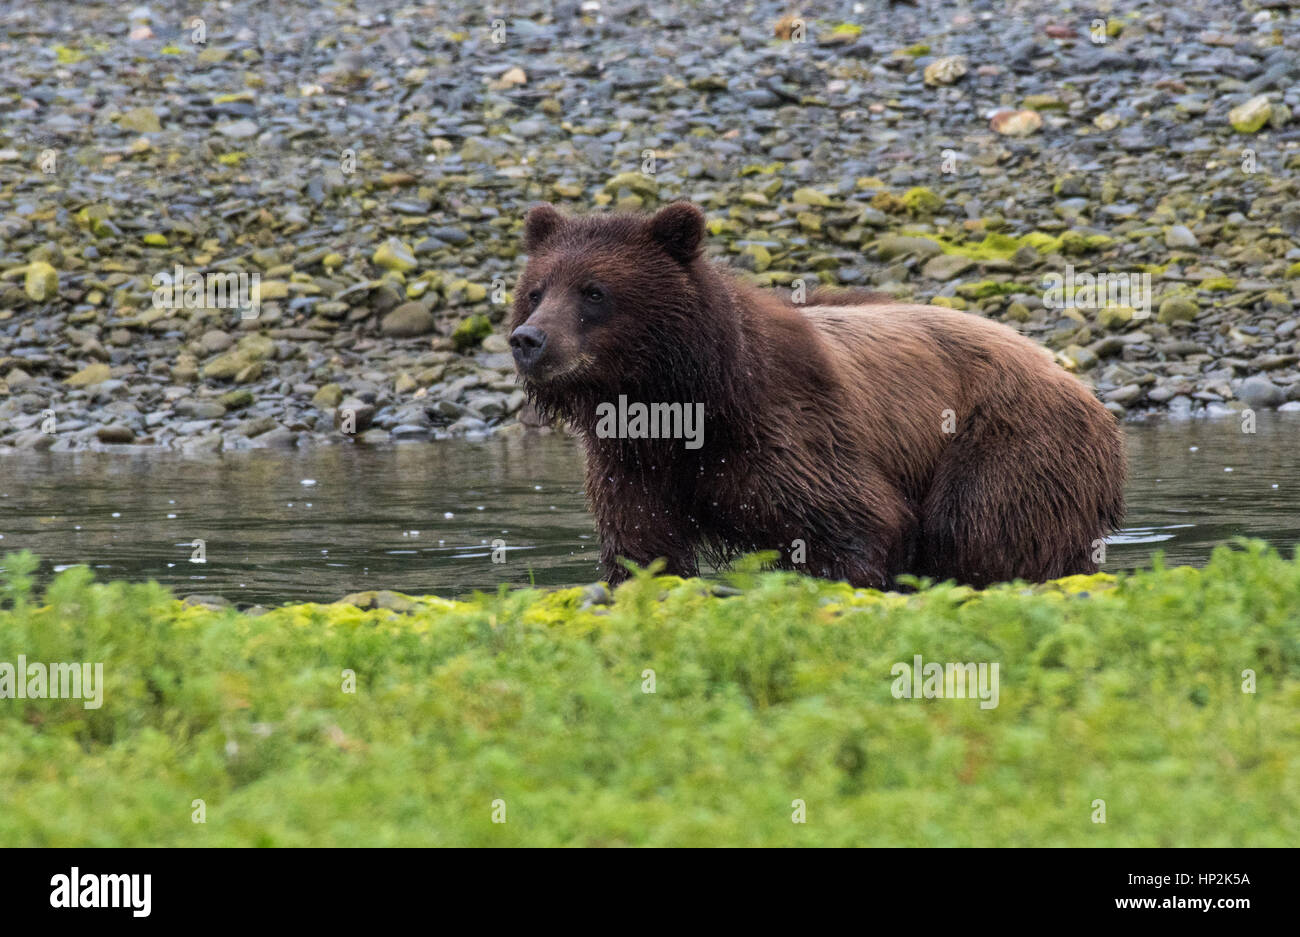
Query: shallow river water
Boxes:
[{"xmin": 2, "ymin": 415, "xmax": 1298, "ymax": 605}]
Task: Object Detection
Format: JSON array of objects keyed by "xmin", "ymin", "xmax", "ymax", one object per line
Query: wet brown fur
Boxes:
[{"xmin": 509, "ymin": 202, "xmax": 1126, "ymax": 590}]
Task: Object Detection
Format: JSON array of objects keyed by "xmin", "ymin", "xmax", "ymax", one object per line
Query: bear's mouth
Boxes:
[{"xmin": 518, "ymin": 352, "xmax": 597, "ymax": 388}]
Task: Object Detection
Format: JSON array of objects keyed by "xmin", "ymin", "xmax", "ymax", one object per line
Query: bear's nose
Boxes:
[{"xmin": 509, "ymin": 324, "xmax": 547, "ymax": 371}]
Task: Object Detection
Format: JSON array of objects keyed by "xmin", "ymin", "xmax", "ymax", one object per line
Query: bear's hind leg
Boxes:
[{"xmin": 917, "ymin": 405, "xmax": 1123, "ymax": 587}]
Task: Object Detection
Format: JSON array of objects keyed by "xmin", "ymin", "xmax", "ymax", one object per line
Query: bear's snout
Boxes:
[{"xmin": 509, "ymin": 324, "xmax": 547, "ymax": 373}]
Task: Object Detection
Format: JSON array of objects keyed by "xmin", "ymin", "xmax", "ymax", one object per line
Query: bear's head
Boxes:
[{"xmin": 509, "ymin": 201, "xmax": 715, "ymax": 416}]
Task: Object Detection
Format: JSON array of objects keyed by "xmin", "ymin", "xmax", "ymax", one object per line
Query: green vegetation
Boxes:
[{"xmin": 1, "ymin": 543, "xmax": 1297, "ymax": 846}]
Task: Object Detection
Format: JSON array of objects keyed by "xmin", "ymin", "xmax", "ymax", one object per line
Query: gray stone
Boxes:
[
  {"xmin": 1164, "ymin": 225, "xmax": 1199, "ymax": 249},
  {"xmin": 175, "ymin": 399, "xmax": 227, "ymax": 419},
  {"xmin": 921, "ymin": 254, "xmax": 975, "ymax": 281},
  {"xmin": 1236, "ymin": 375, "xmax": 1286, "ymax": 408},
  {"xmin": 876, "ymin": 235, "xmax": 943, "ymax": 261},
  {"xmin": 380, "ymin": 302, "xmax": 436, "ymax": 337}
]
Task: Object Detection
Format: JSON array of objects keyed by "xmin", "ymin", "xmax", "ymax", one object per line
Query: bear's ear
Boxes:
[
  {"xmin": 523, "ymin": 203, "xmax": 563, "ymax": 252},
  {"xmin": 648, "ymin": 201, "xmax": 705, "ymax": 264}
]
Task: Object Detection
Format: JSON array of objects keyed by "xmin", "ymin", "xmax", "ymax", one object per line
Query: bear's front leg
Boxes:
[
  {"xmin": 598, "ymin": 524, "xmax": 699, "ymax": 585},
  {"xmin": 584, "ymin": 447, "xmax": 701, "ymax": 584},
  {"xmin": 600, "ymin": 538, "xmax": 702, "ymax": 582},
  {"xmin": 588, "ymin": 490, "xmax": 699, "ymax": 584}
]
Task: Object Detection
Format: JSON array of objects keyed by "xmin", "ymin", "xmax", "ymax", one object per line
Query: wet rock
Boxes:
[
  {"xmin": 335, "ymin": 398, "xmax": 376, "ymax": 433},
  {"xmin": 182, "ymin": 594, "xmax": 230, "ymax": 610},
  {"xmin": 180, "ymin": 434, "xmax": 223, "ymax": 456},
  {"xmin": 581, "ymin": 582, "xmax": 613, "ymax": 608},
  {"xmin": 10, "ymin": 430, "xmax": 55, "ymax": 450},
  {"xmin": 1236, "ymin": 375, "xmax": 1286, "ymax": 408},
  {"xmin": 95, "ymin": 424, "xmax": 136, "ymax": 444},
  {"xmin": 174, "ymin": 399, "xmax": 226, "ymax": 420},
  {"xmin": 381, "ymin": 302, "xmax": 435, "ymax": 337},
  {"xmin": 250, "ymin": 426, "xmax": 299, "ymax": 448}
]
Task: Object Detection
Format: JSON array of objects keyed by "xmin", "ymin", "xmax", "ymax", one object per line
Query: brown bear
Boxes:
[{"xmin": 509, "ymin": 201, "xmax": 1126, "ymax": 590}]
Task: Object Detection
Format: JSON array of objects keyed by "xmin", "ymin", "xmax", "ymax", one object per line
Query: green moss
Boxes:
[
  {"xmin": 1060, "ymin": 230, "xmax": 1116, "ymax": 255},
  {"xmin": 792, "ymin": 187, "xmax": 834, "ymax": 208},
  {"xmin": 740, "ymin": 243, "xmax": 772, "ymax": 272},
  {"xmin": 895, "ymin": 231, "xmax": 1063, "ymax": 262},
  {"xmin": 2, "ymin": 542, "xmax": 1298, "ymax": 846},
  {"xmin": 1199, "ymin": 277, "xmax": 1237, "ymax": 291},
  {"xmin": 870, "ymin": 191, "xmax": 905, "ymax": 214},
  {"xmin": 954, "ymin": 280, "xmax": 1024, "ymax": 299},
  {"xmin": 451, "ymin": 314, "xmax": 492, "ymax": 351},
  {"xmin": 901, "ymin": 187, "xmax": 944, "ymax": 216},
  {"xmin": 53, "ymin": 45, "xmax": 87, "ymax": 65}
]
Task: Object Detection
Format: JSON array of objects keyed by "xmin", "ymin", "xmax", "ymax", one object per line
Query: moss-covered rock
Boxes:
[
  {"xmin": 23, "ymin": 261, "xmax": 58, "ymax": 303},
  {"xmin": 901, "ymin": 186, "xmax": 944, "ymax": 216},
  {"xmin": 1228, "ymin": 95, "xmax": 1272, "ymax": 134},
  {"xmin": 372, "ymin": 237, "xmax": 417, "ymax": 274},
  {"xmin": 452, "ymin": 314, "xmax": 493, "ymax": 351},
  {"xmin": 1157, "ymin": 295, "xmax": 1199, "ymax": 324}
]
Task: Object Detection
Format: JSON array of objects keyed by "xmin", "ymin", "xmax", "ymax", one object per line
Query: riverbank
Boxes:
[
  {"xmin": 1, "ymin": 541, "xmax": 1296, "ymax": 846},
  {"xmin": 4, "ymin": 0, "xmax": 1300, "ymax": 451}
]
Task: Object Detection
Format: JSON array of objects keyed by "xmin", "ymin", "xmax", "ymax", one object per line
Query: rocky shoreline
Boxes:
[{"xmin": 4, "ymin": 0, "xmax": 1300, "ymax": 452}]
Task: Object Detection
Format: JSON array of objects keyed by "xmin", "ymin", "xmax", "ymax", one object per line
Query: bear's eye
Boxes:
[
  {"xmin": 527, "ymin": 288, "xmax": 543, "ymax": 307},
  {"xmin": 581, "ymin": 284, "xmax": 606, "ymax": 304}
]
